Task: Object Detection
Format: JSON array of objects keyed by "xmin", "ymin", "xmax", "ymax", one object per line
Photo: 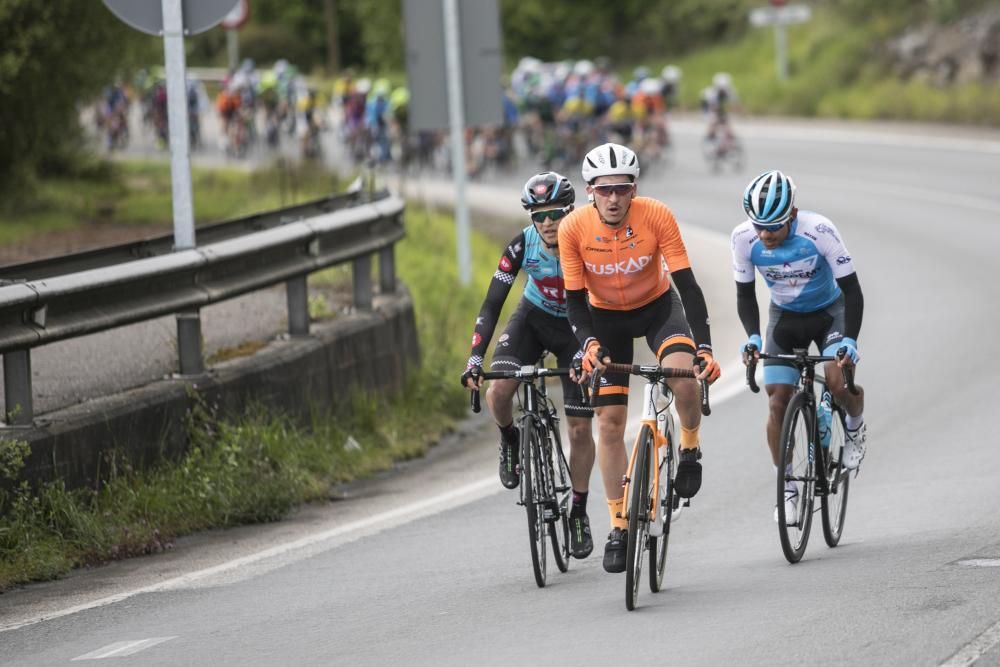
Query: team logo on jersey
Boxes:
[
  {"xmin": 836, "ymin": 255, "xmax": 852, "ymax": 265},
  {"xmin": 499, "ymin": 256, "xmax": 512, "ymax": 272},
  {"xmin": 585, "ymin": 255, "xmax": 653, "ymax": 275},
  {"xmin": 815, "ymin": 223, "xmax": 841, "ymax": 243},
  {"xmin": 625, "ymin": 226, "xmax": 634, "ymax": 238},
  {"xmin": 763, "ymin": 256, "xmax": 819, "ymax": 282},
  {"xmin": 471, "ymin": 333, "xmax": 482, "ymax": 347},
  {"xmin": 533, "ymin": 184, "xmax": 549, "ymax": 196}
]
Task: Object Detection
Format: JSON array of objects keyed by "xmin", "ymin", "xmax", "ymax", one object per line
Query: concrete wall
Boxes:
[{"xmin": 8, "ymin": 288, "xmax": 419, "ymax": 491}]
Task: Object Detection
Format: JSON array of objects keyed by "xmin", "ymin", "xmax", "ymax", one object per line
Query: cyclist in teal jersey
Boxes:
[{"xmin": 462, "ymin": 172, "xmax": 597, "ymax": 560}]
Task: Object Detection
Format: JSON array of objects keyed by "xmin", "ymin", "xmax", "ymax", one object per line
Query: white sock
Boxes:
[{"xmin": 845, "ymin": 414, "xmax": 864, "ymax": 431}]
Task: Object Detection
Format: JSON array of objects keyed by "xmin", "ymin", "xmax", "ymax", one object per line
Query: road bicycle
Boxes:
[
  {"xmin": 700, "ymin": 127, "xmax": 744, "ymax": 173},
  {"xmin": 590, "ymin": 362, "xmax": 711, "ymax": 610},
  {"xmin": 746, "ymin": 347, "xmax": 858, "ymax": 563},
  {"xmin": 471, "ymin": 356, "xmax": 574, "ymax": 588}
]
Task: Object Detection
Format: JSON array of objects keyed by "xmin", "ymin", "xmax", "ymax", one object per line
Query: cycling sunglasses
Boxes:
[
  {"xmin": 591, "ymin": 183, "xmax": 635, "ymax": 197},
  {"xmin": 530, "ymin": 206, "xmax": 572, "ymax": 223},
  {"xmin": 751, "ymin": 219, "xmax": 788, "ymax": 233}
]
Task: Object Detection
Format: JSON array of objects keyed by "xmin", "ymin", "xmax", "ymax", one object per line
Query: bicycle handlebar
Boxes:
[
  {"xmin": 744, "ymin": 345, "xmax": 859, "ymax": 395},
  {"xmin": 587, "ymin": 361, "xmax": 711, "ymax": 416},
  {"xmin": 469, "ymin": 366, "xmax": 577, "ymax": 414}
]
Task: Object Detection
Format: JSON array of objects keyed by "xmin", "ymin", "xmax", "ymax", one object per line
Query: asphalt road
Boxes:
[{"xmin": 2, "ymin": 117, "xmax": 1000, "ymax": 665}]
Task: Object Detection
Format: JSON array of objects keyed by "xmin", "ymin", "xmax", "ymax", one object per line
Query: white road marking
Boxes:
[
  {"xmin": 941, "ymin": 620, "xmax": 1000, "ymax": 666},
  {"xmin": 0, "ymin": 477, "xmax": 498, "ymax": 633},
  {"xmin": 72, "ymin": 637, "xmax": 176, "ymax": 660},
  {"xmin": 956, "ymin": 559, "xmax": 1000, "ymax": 567}
]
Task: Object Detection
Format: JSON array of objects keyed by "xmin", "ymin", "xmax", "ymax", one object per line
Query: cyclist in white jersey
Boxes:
[{"xmin": 731, "ymin": 170, "xmax": 867, "ymax": 524}]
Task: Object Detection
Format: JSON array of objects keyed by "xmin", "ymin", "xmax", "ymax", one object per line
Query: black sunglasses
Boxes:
[
  {"xmin": 592, "ymin": 183, "xmax": 635, "ymax": 197},
  {"xmin": 531, "ymin": 206, "xmax": 571, "ymax": 223}
]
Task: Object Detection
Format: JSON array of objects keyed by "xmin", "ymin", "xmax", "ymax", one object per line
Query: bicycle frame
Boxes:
[{"xmin": 621, "ymin": 378, "xmax": 673, "ymax": 530}]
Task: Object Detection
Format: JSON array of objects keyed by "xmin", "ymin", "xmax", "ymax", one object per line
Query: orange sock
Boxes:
[
  {"xmin": 680, "ymin": 425, "xmax": 700, "ymax": 450},
  {"xmin": 607, "ymin": 496, "xmax": 627, "ymax": 530}
]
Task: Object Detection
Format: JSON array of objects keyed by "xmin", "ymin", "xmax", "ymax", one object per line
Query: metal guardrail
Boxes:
[{"xmin": 0, "ymin": 189, "xmax": 405, "ymax": 426}]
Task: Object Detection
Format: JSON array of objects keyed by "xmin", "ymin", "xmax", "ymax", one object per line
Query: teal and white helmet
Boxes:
[{"xmin": 743, "ymin": 170, "xmax": 796, "ymax": 229}]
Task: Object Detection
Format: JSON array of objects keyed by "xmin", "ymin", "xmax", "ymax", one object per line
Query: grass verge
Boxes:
[
  {"xmin": 0, "ymin": 159, "xmax": 339, "ymax": 245},
  {"xmin": 0, "ymin": 195, "xmax": 512, "ymax": 591}
]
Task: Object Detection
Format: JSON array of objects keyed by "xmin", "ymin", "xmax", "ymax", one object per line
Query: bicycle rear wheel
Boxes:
[
  {"xmin": 546, "ymin": 426, "xmax": 571, "ymax": 573},
  {"xmin": 521, "ymin": 423, "xmax": 547, "ymax": 587},
  {"xmin": 626, "ymin": 426, "xmax": 654, "ymax": 611},
  {"xmin": 821, "ymin": 404, "xmax": 851, "ymax": 547},
  {"xmin": 650, "ymin": 428, "xmax": 675, "ymax": 593},
  {"xmin": 776, "ymin": 392, "xmax": 816, "ymax": 563}
]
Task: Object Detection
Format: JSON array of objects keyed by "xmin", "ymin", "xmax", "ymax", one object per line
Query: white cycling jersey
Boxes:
[{"xmin": 731, "ymin": 210, "xmax": 856, "ymax": 313}]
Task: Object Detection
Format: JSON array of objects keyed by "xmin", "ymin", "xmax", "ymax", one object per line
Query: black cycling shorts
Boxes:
[
  {"xmin": 490, "ymin": 300, "xmax": 594, "ymax": 419},
  {"xmin": 763, "ymin": 295, "xmax": 847, "ymax": 386},
  {"xmin": 590, "ymin": 288, "xmax": 695, "ymax": 407}
]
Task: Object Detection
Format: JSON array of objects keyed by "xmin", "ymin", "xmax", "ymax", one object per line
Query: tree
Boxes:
[{"xmin": 0, "ymin": 1, "xmax": 154, "ymax": 205}]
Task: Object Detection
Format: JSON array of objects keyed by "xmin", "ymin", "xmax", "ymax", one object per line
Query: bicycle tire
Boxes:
[
  {"xmin": 521, "ymin": 423, "xmax": 547, "ymax": 588},
  {"xmin": 776, "ymin": 392, "xmax": 816, "ymax": 563},
  {"xmin": 821, "ymin": 404, "xmax": 851, "ymax": 547},
  {"xmin": 547, "ymin": 425, "xmax": 571, "ymax": 573},
  {"xmin": 626, "ymin": 426, "xmax": 654, "ymax": 611},
  {"xmin": 650, "ymin": 427, "xmax": 675, "ymax": 593}
]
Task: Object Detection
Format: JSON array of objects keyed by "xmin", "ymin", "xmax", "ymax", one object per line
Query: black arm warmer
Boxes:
[
  {"xmin": 735, "ymin": 280, "xmax": 761, "ymax": 337},
  {"xmin": 836, "ymin": 272, "xmax": 864, "ymax": 340},
  {"xmin": 670, "ymin": 268, "xmax": 712, "ymax": 352},
  {"xmin": 565, "ymin": 288, "xmax": 595, "ymax": 346}
]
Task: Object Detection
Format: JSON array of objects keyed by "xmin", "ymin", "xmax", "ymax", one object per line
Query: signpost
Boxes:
[
  {"xmin": 221, "ymin": 0, "xmax": 250, "ymax": 72},
  {"xmin": 749, "ymin": 1, "xmax": 812, "ymax": 81},
  {"xmin": 103, "ymin": 0, "xmax": 239, "ymax": 375},
  {"xmin": 402, "ymin": 0, "xmax": 503, "ymax": 285}
]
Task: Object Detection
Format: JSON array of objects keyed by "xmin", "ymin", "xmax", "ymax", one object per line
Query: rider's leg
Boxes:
[
  {"xmin": 594, "ymin": 405, "xmax": 628, "ymax": 526},
  {"xmin": 823, "ymin": 359, "xmax": 864, "ymax": 420},
  {"xmin": 566, "ymin": 415, "xmax": 595, "ymax": 492},
  {"xmin": 485, "ymin": 378, "xmax": 519, "ymax": 430},
  {"xmin": 764, "ymin": 382, "xmax": 795, "ymax": 465}
]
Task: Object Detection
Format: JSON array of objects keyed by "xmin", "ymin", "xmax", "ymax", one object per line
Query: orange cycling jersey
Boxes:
[{"xmin": 558, "ymin": 197, "xmax": 691, "ymax": 311}]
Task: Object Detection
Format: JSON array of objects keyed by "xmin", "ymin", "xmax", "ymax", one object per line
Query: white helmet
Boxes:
[
  {"xmin": 713, "ymin": 71, "xmax": 732, "ymax": 89},
  {"xmin": 661, "ymin": 65, "xmax": 681, "ymax": 82},
  {"xmin": 582, "ymin": 143, "xmax": 640, "ymax": 184},
  {"xmin": 573, "ymin": 59, "xmax": 595, "ymax": 77}
]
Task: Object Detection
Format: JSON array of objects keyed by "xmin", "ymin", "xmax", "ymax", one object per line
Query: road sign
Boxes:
[
  {"xmin": 402, "ymin": 0, "xmax": 503, "ymax": 131},
  {"xmin": 220, "ymin": 0, "xmax": 250, "ymax": 30},
  {"xmin": 102, "ymin": 0, "xmax": 238, "ymax": 36},
  {"xmin": 749, "ymin": 4, "xmax": 812, "ymax": 27}
]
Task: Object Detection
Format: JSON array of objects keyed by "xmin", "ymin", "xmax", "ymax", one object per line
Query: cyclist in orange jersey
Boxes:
[{"xmin": 558, "ymin": 142, "xmax": 720, "ymax": 574}]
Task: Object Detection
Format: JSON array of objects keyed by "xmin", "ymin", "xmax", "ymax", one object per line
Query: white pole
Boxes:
[
  {"xmin": 774, "ymin": 22, "xmax": 788, "ymax": 81},
  {"xmin": 226, "ymin": 28, "xmax": 240, "ymax": 73},
  {"xmin": 161, "ymin": 0, "xmax": 196, "ymax": 250},
  {"xmin": 442, "ymin": 0, "xmax": 472, "ymax": 286}
]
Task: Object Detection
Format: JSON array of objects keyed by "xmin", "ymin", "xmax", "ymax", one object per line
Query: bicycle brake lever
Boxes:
[{"xmin": 471, "ymin": 389, "xmax": 481, "ymax": 413}]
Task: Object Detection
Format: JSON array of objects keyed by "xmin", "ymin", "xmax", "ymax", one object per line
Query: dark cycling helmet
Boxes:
[
  {"xmin": 521, "ymin": 172, "xmax": 575, "ymax": 210},
  {"xmin": 743, "ymin": 169, "xmax": 797, "ymax": 230}
]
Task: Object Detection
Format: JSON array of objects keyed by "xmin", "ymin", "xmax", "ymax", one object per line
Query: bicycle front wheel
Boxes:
[
  {"xmin": 626, "ymin": 426, "xmax": 654, "ymax": 611},
  {"xmin": 521, "ymin": 423, "xmax": 547, "ymax": 588},
  {"xmin": 546, "ymin": 425, "xmax": 571, "ymax": 574},
  {"xmin": 776, "ymin": 392, "xmax": 816, "ymax": 563},
  {"xmin": 650, "ymin": 427, "xmax": 675, "ymax": 593},
  {"xmin": 821, "ymin": 404, "xmax": 851, "ymax": 547}
]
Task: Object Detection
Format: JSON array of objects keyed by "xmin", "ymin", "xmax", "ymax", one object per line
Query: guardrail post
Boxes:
[
  {"xmin": 176, "ymin": 310, "xmax": 204, "ymax": 375},
  {"xmin": 379, "ymin": 246, "xmax": 396, "ymax": 294},
  {"xmin": 287, "ymin": 276, "xmax": 310, "ymax": 336},
  {"xmin": 353, "ymin": 255, "xmax": 373, "ymax": 311},
  {"xmin": 3, "ymin": 350, "xmax": 33, "ymax": 425}
]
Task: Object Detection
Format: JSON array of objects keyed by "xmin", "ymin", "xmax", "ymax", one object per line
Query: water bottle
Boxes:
[{"xmin": 817, "ymin": 391, "xmax": 833, "ymax": 449}]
